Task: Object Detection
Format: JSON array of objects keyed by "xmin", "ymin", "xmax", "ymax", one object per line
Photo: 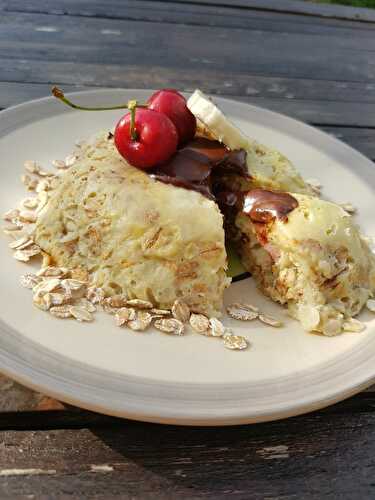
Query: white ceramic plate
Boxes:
[{"xmin": 0, "ymin": 89, "xmax": 374, "ymax": 426}]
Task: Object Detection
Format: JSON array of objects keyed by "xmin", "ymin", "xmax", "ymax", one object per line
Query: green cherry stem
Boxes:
[
  {"xmin": 127, "ymin": 99, "xmax": 138, "ymax": 141},
  {"xmin": 51, "ymin": 86, "xmax": 147, "ymax": 112}
]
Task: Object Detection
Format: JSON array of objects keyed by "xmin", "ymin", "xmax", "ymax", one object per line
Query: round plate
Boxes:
[{"xmin": 0, "ymin": 89, "xmax": 374, "ymax": 425}]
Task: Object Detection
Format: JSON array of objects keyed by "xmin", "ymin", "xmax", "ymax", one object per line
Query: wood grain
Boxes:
[
  {"xmin": 3, "ymin": 0, "xmax": 375, "ymax": 35},
  {"xmin": 1, "ymin": 396, "xmax": 375, "ymax": 498},
  {"xmin": 2, "ymin": 78, "xmax": 375, "ymax": 128},
  {"xmin": 3, "ymin": 60, "xmax": 375, "ymax": 103},
  {"xmin": 0, "ymin": 11, "xmax": 375, "ymax": 84},
  {"xmin": 170, "ymin": 0, "xmax": 375, "ymax": 23}
]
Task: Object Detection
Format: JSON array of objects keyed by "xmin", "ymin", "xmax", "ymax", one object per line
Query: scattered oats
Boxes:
[
  {"xmin": 75, "ymin": 298, "xmax": 96, "ymax": 312},
  {"xmin": 151, "ymin": 308, "xmax": 171, "ymax": 316},
  {"xmin": 37, "ymin": 266, "xmax": 69, "ymax": 278},
  {"xmin": 322, "ymin": 319, "xmax": 342, "ymax": 337},
  {"xmin": 259, "ymin": 314, "xmax": 283, "ymax": 328},
  {"xmin": 24, "ymin": 160, "xmax": 40, "ymax": 174},
  {"xmin": 104, "ymin": 295, "xmax": 128, "ymax": 308},
  {"xmin": 27, "ymin": 178, "xmax": 38, "ymax": 191},
  {"xmin": 189, "ymin": 313, "xmax": 209, "ymax": 333},
  {"xmin": 41, "ymin": 252, "xmax": 52, "ymax": 267},
  {"xmin": 61, "ymin": 279, "xmax": 86, "ymax": 291},
  {"xmin": 32, "ymin": 281, "xmax": 46, "ymax": 295},
  {"xmin": 19, "ymin": 210, "xmax": 37, "ymax": 223},
  {"xmin": 244, "ymin": 303, "xmax": 259, "ymax": 312},
  {"xmin": 340, "ymin": 202, "xmax": 356, "ymax": 215},
  {"xmin": 50, "ymin": 305, "xmax": 72, "ymax": 318},
  {"xmin": 69, "ymin": 306, "xmax": 93, "ymax": 322},
  {"xmin": 13, "ymin": 245, "xmax": 41, "ymax": 261},
  {"xmin": 36, "ymin": 179, "xmax": 50, "ymax": 193},
  {"xmin": 65, "ymin": 154, "xmax": 77, "ymax": 167},
  {"xmin": 33, "ymin": 295, "xmax": 49, "ymax": 311},
  {"xmin": 154, "ymin": 318, "xmax": 184, "ymax": 335},
  {"xmin": 37, "ymin": 168, "xmax": 53, "ymax": 177},
  {"xmin": 70, "ymin": 267, "xmax": 89, "ymax": 282},
  {"xmin": 172, "ymin": 300, "xmax": 190, "ymax": 323},
  {"xmin": 21, "ymin": 174, "xmax": 38, "ymax": 191},
  {"xmin": 223, "ymin": 334, "xmax": 249, "ymax": 350},
  {"xmin": 52, "ymin": 159, "xmax": 67, "ymax": 169},
  {"xmin": 227, "ymin": 303, "xmax": 258, "ymax": 321},
  {"xmin": 366, "ymin": 299, "xmax": 375, "ymax": 313},
  {"xmin": 2, "ymin": 224, "xmax": 22, "ymax": 234},
  {"xmin": 138, "ymin": 310, "xmax": 153, "ymax": 323},
  {"xmin": 42, "ymin": 293, "xmax": 53, "ymax": 310},
  {"xmin": 102, "ymin": 303, "xmax": 119, "ymax": 315},
  {"xmin": 36, "ymin": 278, "xmax": 62, "ymax": 294},
  {"xmin": 115, "ymin": 307, "xmax": 136, "ymax": 326},
  {"xmin": 21, "ymin": 197, "xmax": 39, "ymax": 210},
  {"xmin": 86, "ymin": 286, "xmax": 105, "ymax": 304},
  {"xmin": 9, "ymin": 237, "xmax": 31, "ymax": 249},
  {"xmin": 208, "ymin": 317, "xmax": 226, "ymax": 337},
  {"xmin": 36, "ymin": 191, "xmax": 49, "ymax": 213},
  {"xmin": 21, "ymin": 174, "xmax": 30, "ymax": 185},
  {"xmin": 13, "ymin": 239, "xmax": 34, "ymax": 251},
  {"xmin": 3, "ymin": 208, "xmax": 20, "ymax": 221},
  {"xmin": 128, "ymin": 311, "xmax": 153, "ymax": 331},
  {"xmin": 20, "ymin": 273, "xmax": 42, "ymax": 289},
  {"xmin": 126, "ymin": 299, "xmax": 153, "ymax": 309},
  {"xmin": 48, "ymin": 292, "xmax": 68, "ymax": 306},
  {"xmin": 10, "ymin": 217, "xmax": 24, "ymax": 228},
  {"xmin": 343, "ymin": 318, "xmax": 365, "ymax": 333}
]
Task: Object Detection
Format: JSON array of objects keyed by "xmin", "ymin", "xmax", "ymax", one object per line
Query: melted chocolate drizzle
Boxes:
[
  {"xmin": 150, "ymin": 138, "xmax": 249, "ymax": 201},
  {"xmin": 242, "ymin": 189, "xmax": 298, "ymax": 223}
]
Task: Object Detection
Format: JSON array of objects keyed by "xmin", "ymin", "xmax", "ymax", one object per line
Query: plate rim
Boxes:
[{"xmin": 0, "ymin": 88, "xmax": 374, "ymax": 425}]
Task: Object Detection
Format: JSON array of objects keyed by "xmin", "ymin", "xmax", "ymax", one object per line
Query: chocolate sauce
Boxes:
[
  {"xmin": 150, "ymin": 138, "xmax": 249, "ymax": 200},
  {"xmin": 242, "ymin": 189, "xmax": 298, "ymax": 223}
]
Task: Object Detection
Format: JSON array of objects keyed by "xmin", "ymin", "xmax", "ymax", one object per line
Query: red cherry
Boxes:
[
  {"xmin": 114, "ymin": 108, "xmax": 178, "ymax": 170},
  {"xmin": 148, "ymin": 89, "xmax": 196, "ymax": 146}
]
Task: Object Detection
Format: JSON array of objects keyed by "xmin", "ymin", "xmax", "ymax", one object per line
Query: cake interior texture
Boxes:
[{"xmin": 34, "ymin": 131, "xmax": 375, "ymax": 332}]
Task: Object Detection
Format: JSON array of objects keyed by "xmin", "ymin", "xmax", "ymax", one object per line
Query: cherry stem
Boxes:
[
  {"xmin": 127, "ymin": 100, "xmax": 138, "ymax": 141},
  {"xmin": 51, "ymin": 86, "xmax": 147, "ymax": 112}
]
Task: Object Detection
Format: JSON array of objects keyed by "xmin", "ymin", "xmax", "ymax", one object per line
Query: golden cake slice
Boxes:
[
  {"xmin": 34, "ymin": 133, "xmax": 229, "ymax": 316},
  {"xmin": 235, "ymin": 189, "xmax": 375, "ymax": 335}
]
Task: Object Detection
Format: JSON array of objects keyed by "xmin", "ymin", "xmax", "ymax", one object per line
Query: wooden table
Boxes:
[{"xmin": 1, "ymin": 0, "xmax": 375, "ymax": 497}]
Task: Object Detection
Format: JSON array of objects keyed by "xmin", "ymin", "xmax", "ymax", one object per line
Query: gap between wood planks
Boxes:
[
  {"xmin": 2, "ymin": 0, "xmax": 375, "ymax": 35},
  {"xmin": 3, "ymin": 0, "xmax": 375, "ymax": 26},
  {"xmin": 162, "ymin": 0, "xmax": 375, "ymax": 24}
]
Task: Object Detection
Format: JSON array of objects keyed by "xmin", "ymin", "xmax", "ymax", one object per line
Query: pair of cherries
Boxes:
[
  {"xmin": 116, "ymin": 90, "xmax": 196, "ymax": 169},
  {"xmin": 52, "ymin": 87, "xmax": 196, "ymax": 169}
]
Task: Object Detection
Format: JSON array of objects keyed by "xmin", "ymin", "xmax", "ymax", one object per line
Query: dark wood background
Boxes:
[{"xmin": 1, "ymin": 0, "xmax": 375, "ymax": 498}]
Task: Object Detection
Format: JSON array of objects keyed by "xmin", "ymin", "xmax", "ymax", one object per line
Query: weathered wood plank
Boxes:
[
  {"xmin": 1, "ymin": 81, "xmax": 375, "ymax": 145},
  {"xmin": 0, "ymin": 82, "xmax": 92, "ymax": 109},
  {"xmin": 230, "ymin": 95, "xmax": 375, "ymax": 128},
  {"xmin": 1, "ymin": 398, "xmax": 375, "ymax": 498},
  {"xmin": 169, "ymin": 0, "xmax": 375, "ymax": 23},
  {"xmin": 1, "ymin": 9, "xmax": 375, "ymax": 52},
  {"xmin": 0, "ymin": 12, "xmax": 375, "ymax": 84},
  {"xmin": 1, "ymin": 80, "xmax": 375, "ymax": 128},
  {"xmin": 2, "ymin": 0, "xmax": 375, "ymax": 36},
  {"xmin": 3, "ymin": 60, "xmax": 375, "ymax": 105},
  {"xmin": 320, "ymin": 126, "xmax": 375, "ymax": 160}
]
